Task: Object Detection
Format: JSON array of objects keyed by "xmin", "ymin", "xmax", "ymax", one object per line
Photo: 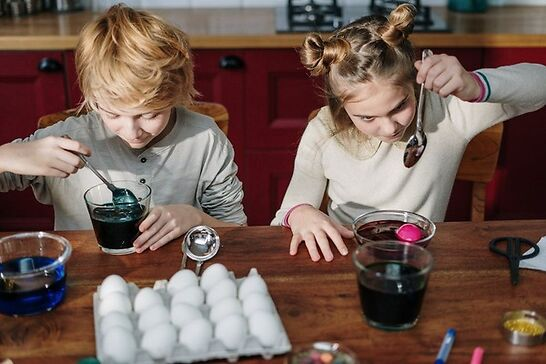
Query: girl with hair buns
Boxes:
[
  {"xmin": 271, "ymin": 4, "xmax": 546, "ymax": 262},
  {"xmin": 0, "ymin": 4, "xmax": 246, "ymax": 252}
]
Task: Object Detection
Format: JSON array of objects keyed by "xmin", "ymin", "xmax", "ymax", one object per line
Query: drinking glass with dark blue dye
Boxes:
[
  {"xmin": 353, "ymin": 241, "xmax": 433, "ymax": 331},
  {"xmin": 0, "ymin": 232, "xmax": 72, "ymax": 316},
  {"xmin": 84, "ymin": 180, "xmax": 151, "ymax": 255}
]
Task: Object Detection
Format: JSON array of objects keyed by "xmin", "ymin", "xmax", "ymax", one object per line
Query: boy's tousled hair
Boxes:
[
  {"xmin": 76, "ymin": 4, "xmax": 197, "ymax": 113},
  {"xmin": 300, "ymin": 3, "xmax": 417, "ymax": 134}
]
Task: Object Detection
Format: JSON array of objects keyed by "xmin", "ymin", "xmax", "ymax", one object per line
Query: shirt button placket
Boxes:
[{"xmin": 139, "ymin": 156, "xmax": 147, "ymax": 184}]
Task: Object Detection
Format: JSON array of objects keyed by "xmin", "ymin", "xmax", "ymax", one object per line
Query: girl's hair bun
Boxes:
[
  {"xmin": 381, "ymin": 3, "xmax": 416, "ymax": 47},
  {"xmin": 301, "ymin": 33, "xmax": 351, "ymax": 76}
]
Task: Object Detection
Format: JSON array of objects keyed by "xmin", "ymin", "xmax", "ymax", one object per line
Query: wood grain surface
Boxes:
[
  {"xmin": 1, "ymin": 221, "xmax": 546, "ymax": 363},
  {"xmin": 1, "ymin": 6, "xmax": 546, "ymax": 50}
]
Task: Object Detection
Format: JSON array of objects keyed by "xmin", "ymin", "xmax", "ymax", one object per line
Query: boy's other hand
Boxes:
[
  {"xmin": 287, "ymin": 205, "xmax": 353, "ymax": 262},
  {"xmin": 133, "ymin": 204, "xmax": 201, "ymax": 253},
  {"xmin": 0, "ymin": 136, "xmax": 90, "ymax": 177},
  {"xmin": 414, "ymin": 53, "xmax": 480, "ymax": 101}
]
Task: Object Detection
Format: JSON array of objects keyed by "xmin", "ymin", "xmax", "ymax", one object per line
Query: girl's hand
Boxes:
[
  {"xmin": 133, "ymin": 204, "xmax": 202, "ymax": 253},
  {"xmin": 415, "ymin": 53, "xmax": 481, "ymax": 101},
  {"xmin": 0, "ymin": 136, "xmax": 89, "ymax": 177},
  {"xmin": 287, "ymin": 205, "xmax": 353, "ymax": 262}
]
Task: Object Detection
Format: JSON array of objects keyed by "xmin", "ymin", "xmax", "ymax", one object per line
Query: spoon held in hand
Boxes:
[{"xmin": 403, "ymin": 49, "xmax": 433, "ymax": 168}]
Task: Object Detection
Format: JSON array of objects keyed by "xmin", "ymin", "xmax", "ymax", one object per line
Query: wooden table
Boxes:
[{"xmin": 1, "ymin": 220, "xmax": 546, "ymax": 363}]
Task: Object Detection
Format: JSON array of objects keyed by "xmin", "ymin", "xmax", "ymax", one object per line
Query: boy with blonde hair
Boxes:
[{"xmin": 0, "ymin": 4, "xmax": 246, "ymax": 252}]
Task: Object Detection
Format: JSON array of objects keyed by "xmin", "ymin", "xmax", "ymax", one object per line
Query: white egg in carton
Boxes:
[{"xmin": 93, "ymin": 263, "xmax": 292, "ymax": 364}]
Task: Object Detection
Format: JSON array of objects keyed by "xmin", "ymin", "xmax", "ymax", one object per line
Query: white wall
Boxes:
[{"xmin": 92, "ymin": 0, "xmax": 546, "ymax": 10}]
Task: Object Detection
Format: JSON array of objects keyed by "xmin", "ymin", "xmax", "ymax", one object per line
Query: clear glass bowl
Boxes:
[
  {"xmin": 0, "ymin": 232, "xmax": 72, "ymax": 316},
  {"xmin": 288, "ymin": 342, "xmax": 359, "ymax": 364},
  {"xmin": 352, "ymin": 210, "xmax": 436, "ymax": 248}
]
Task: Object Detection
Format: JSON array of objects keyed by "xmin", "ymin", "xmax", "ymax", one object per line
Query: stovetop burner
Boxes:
[
  {"xmin": 285, "ymin": 0, "xmax": 343, "ymax": 32},
  {"xmin": 277, "ymin": 0, "xmax": 450, "ymax": 33}
]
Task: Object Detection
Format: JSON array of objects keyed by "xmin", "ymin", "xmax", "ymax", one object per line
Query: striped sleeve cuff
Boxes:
[
  {"xmin": 470, "ymin": 71, "xmax": 491, "ymax": 102},
  {"xmin": 281, "ymin": 203, "xmax": 311, "ymax": 228}
]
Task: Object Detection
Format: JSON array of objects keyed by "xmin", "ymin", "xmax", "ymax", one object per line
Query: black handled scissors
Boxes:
[{"xmin": 489, "ymin": 237, "xmax": 540, "ymax": 286}]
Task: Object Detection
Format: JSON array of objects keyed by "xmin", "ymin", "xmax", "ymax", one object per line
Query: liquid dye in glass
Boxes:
[
  {"xmin": 0, "ymin": 256, "xmax": 66, "ymax": 316},
  {"xmin": 91, "ymin": 203, "xmax": 146, "ymax": 250},
  {"xmin": 358, "ymin": 261, "xmax": 427, "ymax": 328}
]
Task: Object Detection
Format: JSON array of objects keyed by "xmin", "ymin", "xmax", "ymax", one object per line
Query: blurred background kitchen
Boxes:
[
  {"xmin": 1, "ymin": 0, "xmax": 546, "ymax": 231},
  {"xmin": 0, "ymin": 1, "xmax": 546, "ymax": 17}
]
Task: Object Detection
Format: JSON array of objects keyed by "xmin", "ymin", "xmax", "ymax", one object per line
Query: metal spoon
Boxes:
[
  {"xmin": 62, "ymin": 135, "xmax": 139, "ymax": 205},
  {"xmin": 403, "ymin": 49, "xmax": 433, "ymax": 168},
  {"xmin": 182, "ymin": 225, "xmax": 220, "ymax": 275},
  {"xmin": 77, "ymin": 153, "xmax": 139, "ymax": 205}
]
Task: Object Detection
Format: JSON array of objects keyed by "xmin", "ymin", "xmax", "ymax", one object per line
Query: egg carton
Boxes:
[{"xmin": 93, "ymin": 269, "xmax": 292, "ymax": 363}]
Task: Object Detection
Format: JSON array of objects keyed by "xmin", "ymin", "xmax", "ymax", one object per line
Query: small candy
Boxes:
[
  {"xmin": 395, "ymin": 223, "xmax": 423, "ymax": 243},
  {"xmin": 320, "ymin": 352, "xmax": 334, "ymax": 363}
]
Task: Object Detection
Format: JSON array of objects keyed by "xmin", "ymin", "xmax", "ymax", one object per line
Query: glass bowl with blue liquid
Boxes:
[{"xmin": 0, "ymin": 232, "xmax": 72, "ymax": 316}]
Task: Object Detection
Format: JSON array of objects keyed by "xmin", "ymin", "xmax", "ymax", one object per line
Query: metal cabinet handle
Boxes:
[
  {"xmin": 219, "ymin": 55, "xmax": 245, "ymax": 70},
  {"xmin": 37, "ymin": 58, "xmax": 64, "ymax": 73}
]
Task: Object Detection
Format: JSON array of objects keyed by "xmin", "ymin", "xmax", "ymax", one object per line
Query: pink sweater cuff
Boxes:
[
  {"xmin": 282, "ymin": 203, "xmax": 311, "ymax": 228},
  {"xmin": 469, "ymin": 72, "xmax": 486, "ymax": 102}
]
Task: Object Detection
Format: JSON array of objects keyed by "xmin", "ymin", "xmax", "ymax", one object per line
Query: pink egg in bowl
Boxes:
[{"xmin": 352, "ymin": 210, "xmax": 436, "ymax": 248}]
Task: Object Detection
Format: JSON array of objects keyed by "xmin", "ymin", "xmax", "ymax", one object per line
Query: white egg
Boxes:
[
  {"xmin": 170, "ymin": 285, "xmax": 205, "ymax": 307},
  {"xmin": 215, "ymin": 314, "xmax": 248, "ymax": 350},
  {"xmin": 134, "ymin": 287, "xmax": 163, "ymax": 314},
  {"xmin": 99, "ymin": 274, "xmax": 129, "ymax": 300},
  {"xmin": 99, "ymin": 291, "xmax": 132, "ymax": 316},
  {"xmin": 100, "ymin": 311, "xmax": 133, "ymax": 336},
  {"xmin": 167, "ymin": 269, "xmax": 198, "ymax": 295},
  {"xmin": 200, "ymin": 263, "xmax": 229, "ymax": 292},
  {"xmin": 179, "ymin": 317, "xmax": 213, "ymax": 353},
  {"xmin": 102, "ymin": 326, "xmax": 137, "ymax": 363},
  {"xmin": 141, "ymin": 322, "xmax": 177, "ymax": 360},
  {"xmin": 170, "ymin": 302, "xmax": 203, "ymax": 328},
  {"xmin": 209, "ymin": 297, "xmax": 243, "ymax": 323},
  {"xmin": 249, "ymin": 311, "xmax": 281, "ymax": 347},
  {"xmin": 242, "ymin": 292, "xmax": 274, "ymax": 317},
  {"xmin": 238, "ymin": 275, "xmax": 268, "ymax": 300},
  {"xmin": 206, "ymin": 278, "xmax": 237, "ymax": 306},
  {"xmin": 138, "ymin": 304, "xmax": 170, "ymax": 332}
]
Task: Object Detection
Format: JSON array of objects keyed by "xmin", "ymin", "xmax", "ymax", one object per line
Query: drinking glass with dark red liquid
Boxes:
[
  {"xmin": 84, "ymin": 180, "xmax": 151, "ymax": 255},
  {"xmin": 352, "ymin": 210, "xmax": 436, "ymax": 248},
  {"xmin": 353, "ymin": 241, "xmax": 433, "ymax": 331}
]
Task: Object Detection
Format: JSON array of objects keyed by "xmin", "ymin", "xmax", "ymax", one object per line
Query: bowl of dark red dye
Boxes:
[
  {"xmin": 0, "ymin": 232, "xmax": 72, "ymax": 316},
  {"xmin": 352, "ymin": 210, "xmax": 436, "ymax": 248}
]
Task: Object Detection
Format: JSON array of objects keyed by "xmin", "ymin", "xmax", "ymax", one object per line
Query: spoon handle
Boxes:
[
  {"xmin": 195, "ymin": 261, "xmax": 204, "ymax": 276},
  {"xmin": 62, "ymin": 135, "xmax": 117, "ymax": 192},
  {"xmin": 79, "ymin": 155, "xmax": 117, "ymax": 193},
  {"xmin": 181, "ymin": 252, "xmax": 188, "ymax": 270},
  {"xmin": 416, "ymin": 49, "xmax": 433, "ymax": 132}
]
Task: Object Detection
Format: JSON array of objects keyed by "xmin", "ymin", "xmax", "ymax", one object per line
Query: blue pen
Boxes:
[{"xmin": 434, "ymin": 328, "xmax": 456, "ymax": 364}]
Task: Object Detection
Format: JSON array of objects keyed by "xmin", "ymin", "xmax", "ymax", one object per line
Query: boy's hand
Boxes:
[
  {"xmin": 133, "ymin": 204, "xmax": 202, "ymax": 253},
  {"xmin": 0, "ymin": 136, "xmax": 90, "ymax": 177},
  {"xmin": 287, "ymin": 205, "xmax": 353, "ymax": 262},
  {"xmin": 415, "ymin": 53, "xmax": 481, "ymax": 101}
]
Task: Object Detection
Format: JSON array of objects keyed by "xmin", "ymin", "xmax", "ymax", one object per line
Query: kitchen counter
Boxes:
[{"xmin": 0, "ymin": 6, "xmax": 546, "ymax": 50}]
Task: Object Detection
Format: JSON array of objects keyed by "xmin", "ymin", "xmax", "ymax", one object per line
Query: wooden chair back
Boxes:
[
  {"xmin": 307, "ymin": 108, "xmax": 504, "ymax": 222},
  {"xmin": 37, "ymin": 101, "xmax": 229, "ymax": 136}
]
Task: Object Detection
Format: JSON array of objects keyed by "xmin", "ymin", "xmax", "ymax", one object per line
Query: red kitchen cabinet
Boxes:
[
  {"xmin": 242, "ymin": 49, "xmax": 324, "ymax": 225},
  {"xmin": 480, "ymin": 48, "xmax": 546, "ymax": 220},
  {"xmin": 244, "ymin": 150, "xmax": 297, "ymax": 225},
  {"xmin": 64, "ymin": 51, "xmax": 81, "ymax": 108},
  {"xmin": 193, "ymin": 50, "xmax": 246, "ymax": 177},
  {"xmin": 0, "ymin": 51, "xmax": 69, "ymax": 231}
]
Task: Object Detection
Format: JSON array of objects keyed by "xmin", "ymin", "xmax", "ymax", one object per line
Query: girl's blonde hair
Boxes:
[
  {"xmin": 300, "ymin": 4, "xmax": 417, "ymax": 134},
  {"xmin": 76, "ymin": 4, "xmax": 197, "ymax": 113}
]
